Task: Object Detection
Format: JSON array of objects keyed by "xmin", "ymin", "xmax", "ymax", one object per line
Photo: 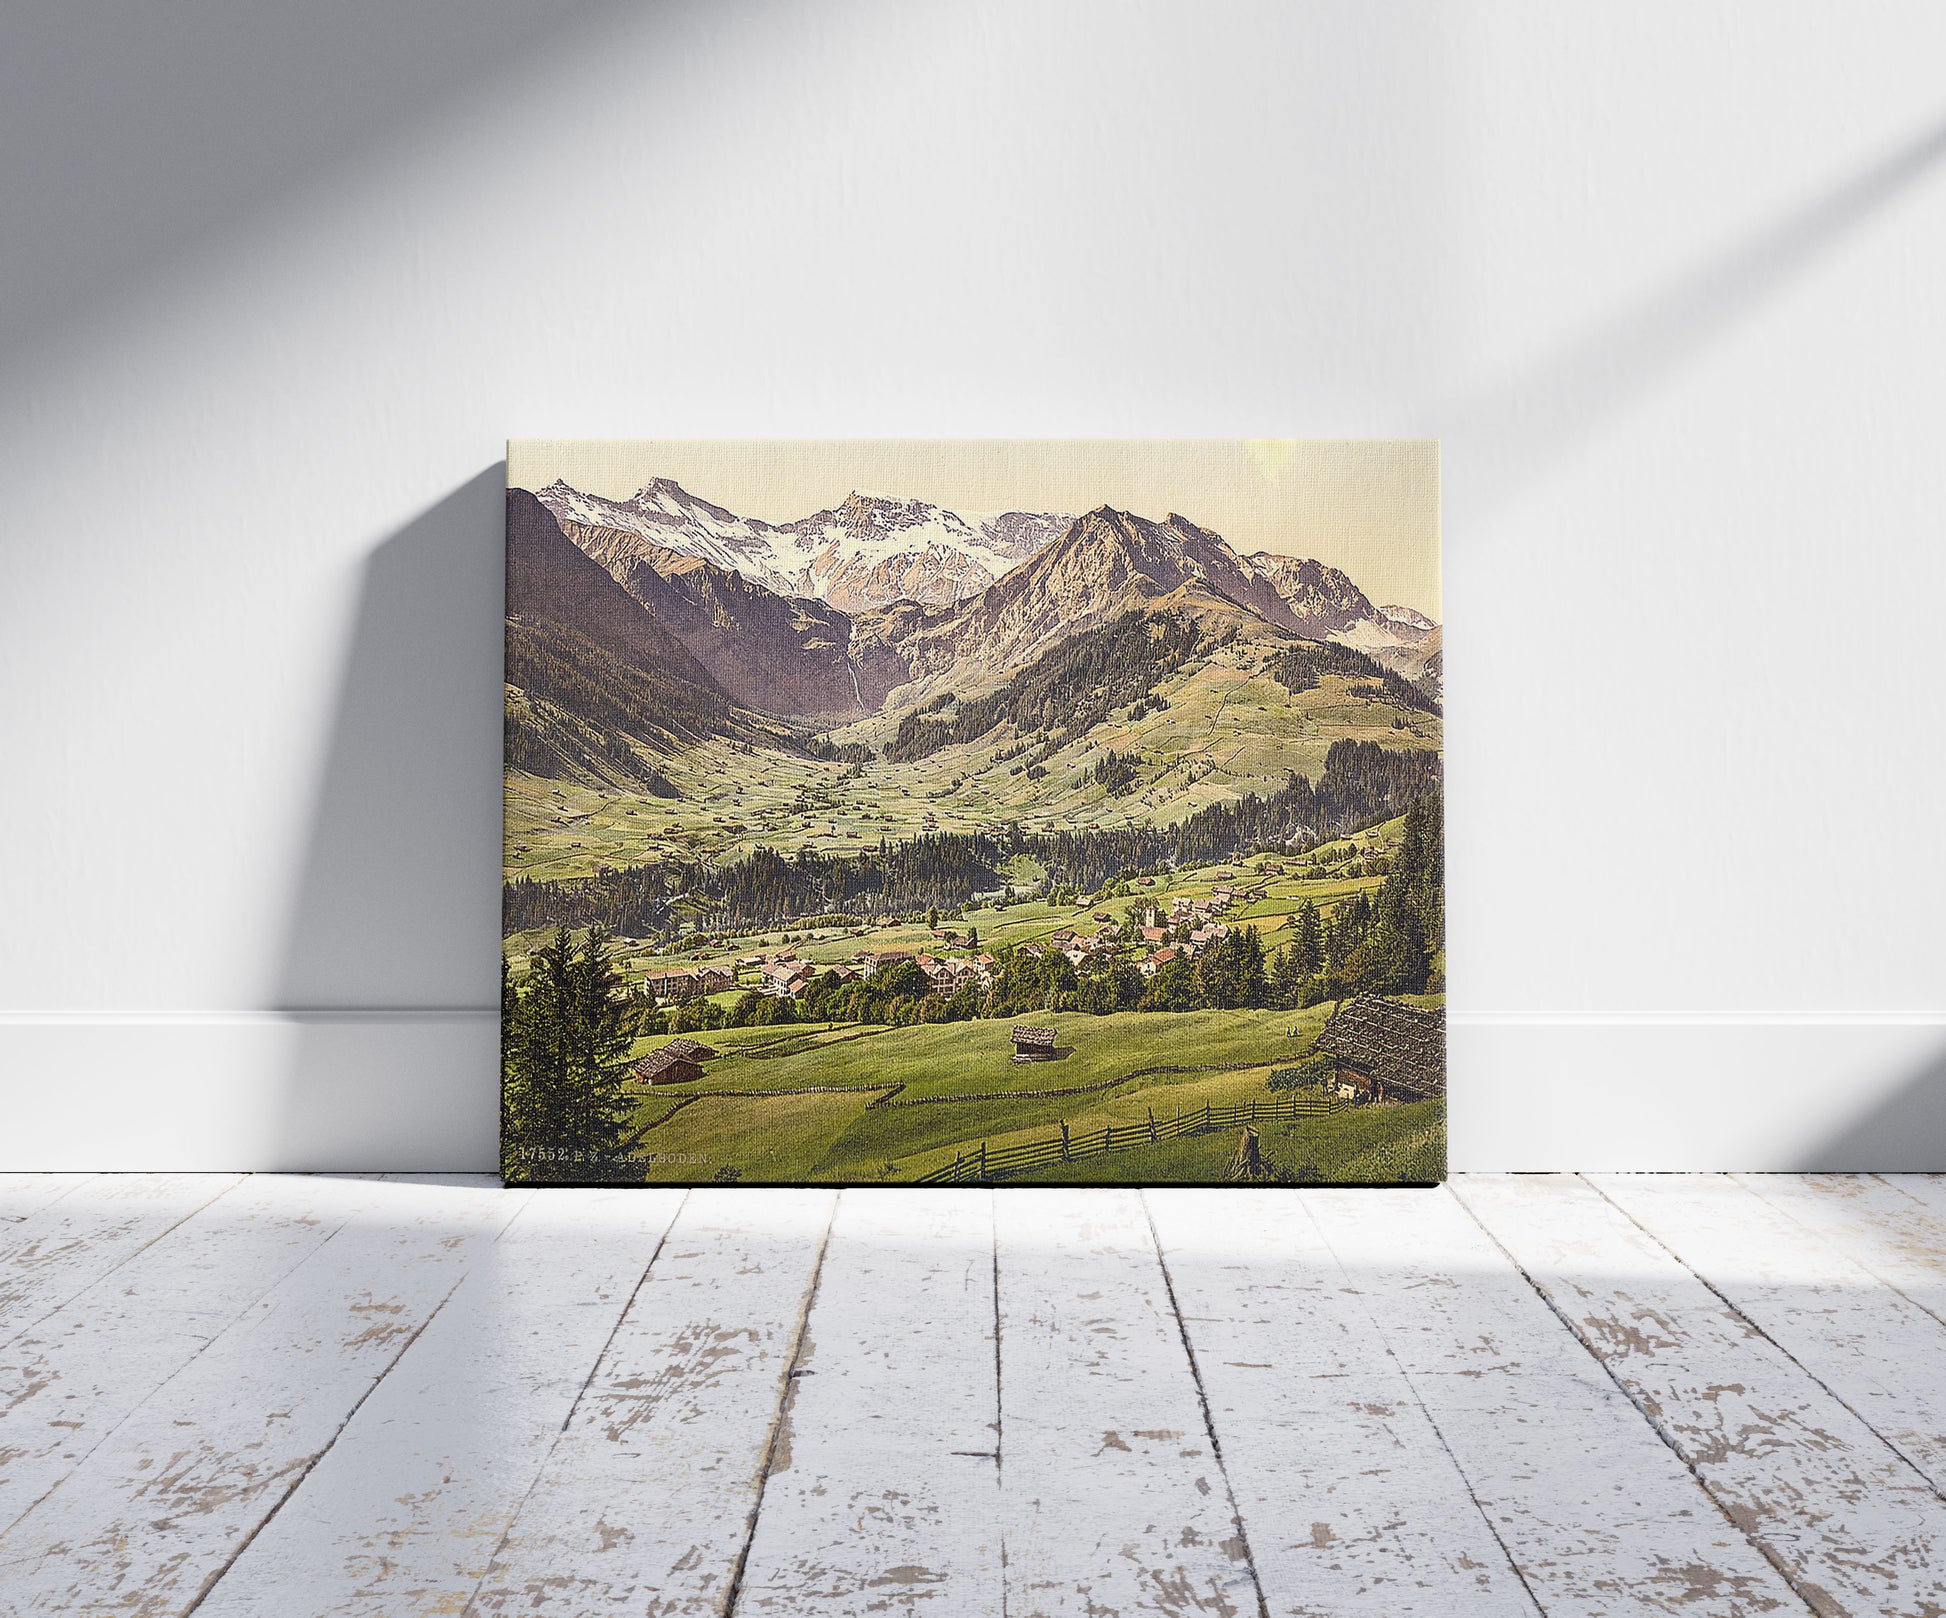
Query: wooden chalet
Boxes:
[
  {"xmin": 1312, "ymin": 996, "xmax": 1445, "ymax": 1104},
  {"xmin": 631, "ymin": 1037, "xmax": 719, "ymax": 1087},
  {"xmin": 1010, "ymin": 1025, "xmax": 1058, "ymax": 1063}
]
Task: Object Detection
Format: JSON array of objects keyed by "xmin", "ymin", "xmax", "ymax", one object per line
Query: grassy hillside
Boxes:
[
  {"xmin": 617, "ymin": 998, "xmax": 1442, "ymax": 1185},
  {"xmin": 504, "ymin": 634, "xmax": 1437, "ymax": 890}
]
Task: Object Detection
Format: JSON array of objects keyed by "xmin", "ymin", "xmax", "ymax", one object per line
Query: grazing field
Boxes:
[
  {"xmin": 631, "ymin": 1090, "xmax": 880, "ymax": 1184},
  {"xmin": 617, "ymin": 999, "xmax": 1443, "ymax": 1183},
  {"xmin": 1005, "ymin": 1098, "xmax": 1445, "ymax": 1185}
]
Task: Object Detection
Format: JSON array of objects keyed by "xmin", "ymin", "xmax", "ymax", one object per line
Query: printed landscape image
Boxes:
[{"xmin": 500, "ymin": 440, "xmax": 1443, "ymax": 1186}]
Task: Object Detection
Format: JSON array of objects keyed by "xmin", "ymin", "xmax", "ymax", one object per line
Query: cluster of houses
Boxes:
[
  {"xmin": 1132, "ymin": 882, "xmax": 1261, "ymax": 977},
  {"xmin": 638, "ymin": 964, "xmax": 733, "ymax": 1002},
  {"xmin": 631, "ymin": 872, "xmax": 1276, "ymax": 1008},
  {"xmin": 856, "ymin": 946, "xmax": 996, "ymax": 994}
]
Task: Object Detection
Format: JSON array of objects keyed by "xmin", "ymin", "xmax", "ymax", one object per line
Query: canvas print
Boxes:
[{"xmin": 501, "ymin": 441, "xmax": 1443, "ymax": 1186}]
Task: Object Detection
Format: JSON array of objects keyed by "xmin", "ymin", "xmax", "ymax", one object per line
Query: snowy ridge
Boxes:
[{"xmin": 534, "ymin": 478, "xmax": 1072, "ymax": 611}]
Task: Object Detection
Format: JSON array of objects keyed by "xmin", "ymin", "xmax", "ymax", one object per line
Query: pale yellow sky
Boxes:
[{"xmin": 508, "ymin": 439, "xmax": 1441, "ymax": 618}]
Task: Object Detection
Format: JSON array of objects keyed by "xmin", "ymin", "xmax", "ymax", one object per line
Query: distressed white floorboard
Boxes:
[
  {"xmin": 1459, "ymin": 1174, "xmax": 1946, "ymax": 1617},
  {"xmin": 1593, "ymin": 1173, "xmax": 1946, "ymax": 1499},
  {"xmin": 0, "ymin": 1175, "xmax": 525, "ymax": 1616},
  {"xmin": 1734, "ymin": 1175, "xmax": 1946, "ymax": 1327},
  {"xmin": 191, "ymin": 1187, "xmax": 687, "ymax": 1618},
  {"xmin": 1875, "ymin": 1175, "xmax": 1946, "ymax": 1218},
  {"xmin": 733, "ymin": 1190, "xmax": 1003, "ymax": 1615},
  {"xmin": 1309, "ymin": 1186, "xmax": 1806, "ymax": 1616},
  {"xmin": 464, "ymin": 1188, "xmax": 837, "ymax": 1616},
  {"xmin": 0, "ymin": 1174, "xmax": 404, "ymax": 1535},
  {"xmin": 0, "ymin": 1173, "xmax": 244, "ymax": 1347},
  {"xmin": 10, "ymin": 1175, "xmax": 1945, "ymax": 1617},
  {"xmin": 995, "ymin": 1189, "xmax": 1261, "ymax": 1618},
  {"xmin": 0, "ymin": 1174, "xmax": 96, "ymax": 1222},
  {"xmin": 1147, "ymin": 1189, "xmax": 1539, "ymax": 1617}
]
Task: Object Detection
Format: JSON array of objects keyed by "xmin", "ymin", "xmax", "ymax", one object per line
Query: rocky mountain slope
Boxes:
[
  {"xmin": 870, "ymin": 506, "xmax": 1314, "ymax": 699},
  {"xmin": 513, "ymin": 481, "xmax": 1443, "ymax": 737},
  {"xmin": 1242, "ymin": 551, "xmax": 1440, "ymax": 679},
  {"xmin": 554, "ymin": 518, "xmax": 908, "ymax": 720},
  {"xmin": 503, "ymin": 493, "xmax": 793, "ymax": 777}
]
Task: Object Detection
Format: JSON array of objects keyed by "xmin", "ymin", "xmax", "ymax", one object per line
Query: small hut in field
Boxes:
[
  {"xmin": 1312, "ymin": 996, "xmax": 1444, "ymax": 1104},
  {"xmin": 631, "ymin": 1037, "xmax": 719, "ymax": 1087},
  {"xmin": 1010, "ymin": 1026, "xmax": 1058, "ymax": 1063}
]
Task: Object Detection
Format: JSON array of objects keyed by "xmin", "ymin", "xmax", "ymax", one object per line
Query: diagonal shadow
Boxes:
[
  {"xmin": 1448, "ymin": 110, "xmax": 1946, "ymax": 515},
  {"xmin": 0, "ymin": 0, "xmax": 646, "ymax": 377},
  {"xmin": 1793, "ymin": 1046, "xmax": 1946, "ymax": 1172}
]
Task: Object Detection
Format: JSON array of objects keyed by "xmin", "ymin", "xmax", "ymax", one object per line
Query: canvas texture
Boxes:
[{"xmin": 501, "ymin": 441, "xmax": 1443, "ymax": 1186}]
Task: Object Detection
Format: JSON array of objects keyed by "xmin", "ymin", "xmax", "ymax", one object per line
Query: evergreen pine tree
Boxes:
[
  {"xmin": 1267, "ymin": 944, "xmax": 1304, "ymax": 1009},
  {"xmin": 1292, "ymin": 899, "xmax": 1323, "ymax": 974},
  {"xmin": 501, "ymin": 925, "xmax": 637, "ymax": 1183}
]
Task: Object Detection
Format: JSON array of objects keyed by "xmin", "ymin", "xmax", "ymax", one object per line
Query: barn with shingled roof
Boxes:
[
  {"xmin": 631, "ymin": 1037, "xmax": 719, "ymax": 1087},
  {"xmin": 1311, "ymin": 996, "xmax": 1444, "ymax": 1104},
  {"xmin": 1010, "ymin": 1025, "xmax": 1058, "ymax": 1063}
]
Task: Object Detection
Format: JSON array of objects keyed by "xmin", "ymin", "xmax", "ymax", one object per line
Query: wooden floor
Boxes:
[{"xmin": 2, "ymin": 1176, "xmax": 1944, "ymax": 1615}]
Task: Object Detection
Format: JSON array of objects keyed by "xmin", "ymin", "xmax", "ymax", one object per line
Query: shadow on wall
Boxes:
[
  {"xmin": 0, "ymin": 1, "xmax": 640, "ymax": 378},
  {"xmin": 270, "ymin": 468, "xmax": 506, "ymax": 1171},
  {"xmin": 1446, "ymin": 110, "xmax": 1946, "ymax": 517},
  {"xmin": 1795, "ymin": 1051, "xmax": 1946, "ymax": 1173}
]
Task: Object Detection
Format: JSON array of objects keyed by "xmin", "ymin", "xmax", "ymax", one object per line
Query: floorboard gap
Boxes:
[
  {"xmin": 1452, "ymin": 1180, "xmax": 1826, "ymax": 1618},
  {"xmin": 1141, "ymin": 1190, "xmax": 1272, "ymax": 1618},
  {"xmin": 718, "ymin": 1191, "xmax": 840, "ymax": 1618}
]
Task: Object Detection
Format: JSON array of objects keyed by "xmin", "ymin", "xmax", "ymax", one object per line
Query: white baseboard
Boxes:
[
  {"xmin": 2, "ymin": 1012, "xmax": 1941, "ymax": 1172},
  {"xmin": 0, "ymin": 1012, "xmax": 500, "ymax": 1172},
  {"xmin": 1450, "ymin": 1013, "xmax": 1946, "ymax": 1171}
]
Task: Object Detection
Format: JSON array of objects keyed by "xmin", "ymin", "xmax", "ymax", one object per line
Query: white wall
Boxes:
[{"xmin": 5, "ymin": 1, "xmax": 1943, "ymax": 1170}]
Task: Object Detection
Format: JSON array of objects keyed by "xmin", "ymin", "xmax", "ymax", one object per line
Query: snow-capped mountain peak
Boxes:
[{"xmin": 533, "ymin": 476, "xmax": 1072, "ymax": 612}]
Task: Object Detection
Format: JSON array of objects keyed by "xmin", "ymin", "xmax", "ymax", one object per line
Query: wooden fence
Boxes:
[{"xmin": 913, "ymin": 1089, "xmax": 1348, "ymax": 1185}]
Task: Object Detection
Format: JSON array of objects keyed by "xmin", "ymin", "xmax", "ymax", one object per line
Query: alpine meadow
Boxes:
[{"xmin": 501, "ymin": 440, "xmax": 1444, "ymax": 1186}]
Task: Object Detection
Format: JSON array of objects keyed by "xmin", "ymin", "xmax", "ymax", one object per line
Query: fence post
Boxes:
[
  {"xmin": 1104, "ymin": 1124, "xmax": 1113, "ymax": 1153},
  {"xmin": 1203, "ymin": 1101, "xmax": 1212, "ymax": 1133},
  {"xmin": 1147, "ymin": 1107, "xmax": 1157, "ymax": 1142},
  {"xmin": 1060, "ymin": 1121, "xmax": 1071, "ymax": 1161},
  {"xmin": 978, "ymin": 1141, "xmax": 987, "ymax": 1181}
]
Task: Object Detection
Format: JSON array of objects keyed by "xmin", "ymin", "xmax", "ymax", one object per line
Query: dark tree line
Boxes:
[
  {"xmin": 1267, "ymin": 640, "xmax": 1441, "ymax": 716},
  {"xmin": 672, "ymin": 923, "xmax": 1280, "ymax": 1036},
  {"xmin": 884, "ymin": 613, "xmax": 1202, "ymax": 763},
  {"xmin": 1264, "ymin": 784, "xmax": 1444, "ymax": 1003},
  {"xmin": 1031, "ymin": 740, "xmax": 1440, "ymax": 890},
  {"xmin": 505, "ymin": 833, "xmax": 1011, "ymax": 937},
  {"xmin": 505, "ymin": 742, "xmax": 1439, "ymax": 943}
]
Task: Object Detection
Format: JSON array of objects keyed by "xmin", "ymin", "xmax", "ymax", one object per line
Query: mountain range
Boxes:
[
  {"xmin": 508, "ymin": 480, "xmax": 1441, "ymax": 755},
  {"xmin": 535, "ymin": 478, "xmax": 1072, "ymax": 613}
]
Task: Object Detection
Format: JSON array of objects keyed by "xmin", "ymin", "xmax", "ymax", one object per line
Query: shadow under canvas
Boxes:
[{"xmin": 268, "ymin": 468, "xmax": 506, "ymax": 1171}]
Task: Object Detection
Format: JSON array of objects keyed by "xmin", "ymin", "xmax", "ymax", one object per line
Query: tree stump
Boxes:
[{"xmin": 1228, "ymin": 1124, "xmax": 1270, "ymax": 1182}]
